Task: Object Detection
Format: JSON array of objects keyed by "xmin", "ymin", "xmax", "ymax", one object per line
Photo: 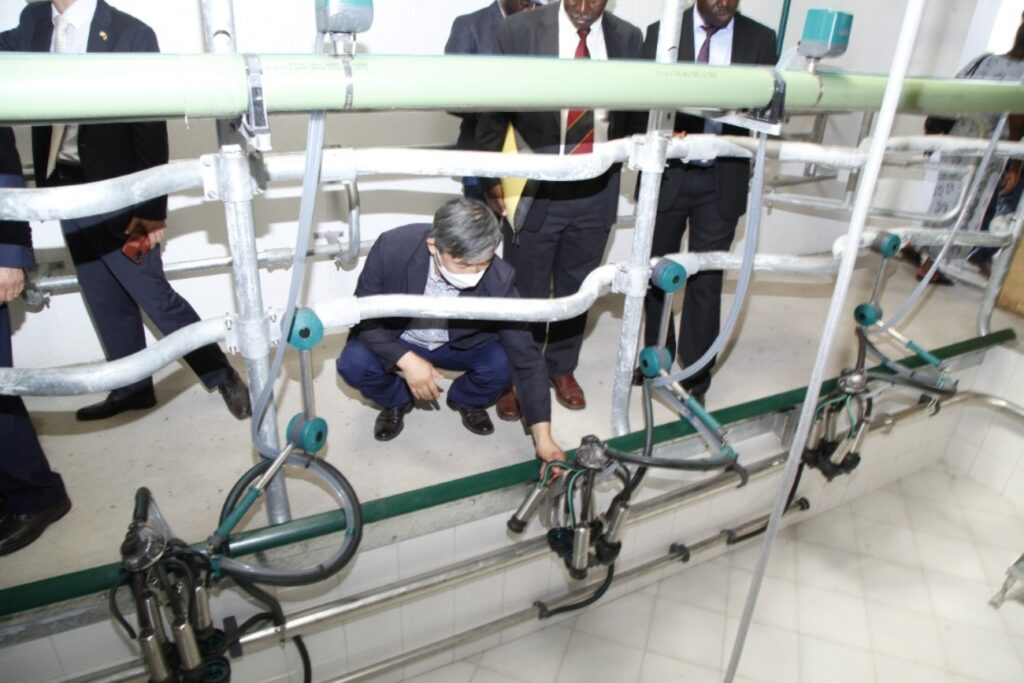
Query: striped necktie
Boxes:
[
  {"xmin": 565, "ymin": 28, "xmax": 594, "ymax": 155},
  {"xmin": 45, "ymin": 14, "xmax": 71, "ymax": 180}
]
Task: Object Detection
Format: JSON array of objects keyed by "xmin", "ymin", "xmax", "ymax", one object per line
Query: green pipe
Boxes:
[
  {"xmin": 777, "ymin": 0, "xmax": 792, "ymax": 55},
  {"xmin": 0, "ymin": 328, "xmax": 1014, "ymax": 619},
  {"xmin": 1, "ymin": 53, "xmax": 1023, "ymax": 124}
]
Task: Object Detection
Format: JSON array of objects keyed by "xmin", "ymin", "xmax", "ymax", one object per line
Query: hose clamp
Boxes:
[
  {"xmin": 627, "ymin": 134, "xmax": 669, "ymax": 173},
  {"xmin": 241, "ymin": 54, "xmax": 273, "ymax": 151},
  {"xmin": 612, "ymin": 263, "xmax": 650, "ymax": 297}
]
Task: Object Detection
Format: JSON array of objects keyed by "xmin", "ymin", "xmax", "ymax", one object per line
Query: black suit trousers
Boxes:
[
  {"xmin": 643, "ymin": 165, "xmax": 739, "ymax": 396},
  {"xmin": 0, "ymin": 304, "xmax": 66, "ymax": 513}
]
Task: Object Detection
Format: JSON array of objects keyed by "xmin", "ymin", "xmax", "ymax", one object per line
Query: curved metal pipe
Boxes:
[{"xmin": 0, "ymin": 317, "xmax": 226, "ymax": 396}]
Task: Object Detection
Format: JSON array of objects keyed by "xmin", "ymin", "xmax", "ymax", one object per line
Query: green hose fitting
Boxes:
[
  {"xmin": 639, "ymin": 346, "xmax": 673, "ymax": 378},
  {"xmin": 872, "ymin": 232, "xmax": 902, "ymax": 259},
  {"xmin": 216, "ymin": 486, "xmax": 262, "ymax": 540},
  {"xmin": 651, "ymin": 258, "xmax": 688, "ymax": 293},
  {"xmin": 906, "ymin": 340, "xmax": 943, "ymax": 368},
  {"xmin": 287, "ymin": 413, "xmax": 329, "ymax": 454},
  {"xmin": 686, "ymin": 395, "xmax": 725, "ymax": 437},
  {"xmin": 288, "ymin": 307, "xmax": 325, "ymax": 350},
  {"xmin": 854, "ymin": 303, "xmax": 882, "ymax": 327}
]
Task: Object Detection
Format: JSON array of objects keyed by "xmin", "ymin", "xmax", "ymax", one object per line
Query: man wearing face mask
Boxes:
[
  {"xmin": 476, "ymin": 0, "xmax": 642, "ymax": 417},
  {"xmin": 337, "ymin": 199, "xmax": 564, "ymax": 465}
]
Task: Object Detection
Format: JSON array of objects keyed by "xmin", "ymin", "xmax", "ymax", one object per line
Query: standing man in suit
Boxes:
[
  {"xmin": 337, "ymin": 198, "xmax": 564, "ymax": 466},
  {"xmin": 445, "ymin": 0, "xmax": 544, "ymax": 201},
  {"xmin": 0, "ymin": 0, "xmax": 250, "ymax": 422},
  {"xmin": 0, "ymin": 127, "xmax": 70, "ymax": 555},
  {"xmin": 640, "ymin": 0, "xmax": 777, "ymax": 403},
  {"xmin": 477, "ymin": 0, "xmax": 642, "ymax": 417}
]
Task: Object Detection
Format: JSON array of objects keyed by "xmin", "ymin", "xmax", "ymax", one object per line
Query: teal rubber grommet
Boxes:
[
  {"xmin": 873, "ymin": 232, "xmax": 902, "ymax": 259},
  {"xmin": 287, "ymin": 307, "xmax": 324, "ymax": 350},
  {"xmin": 853, "ymin": 303, "xmax": 882, "ymax": 327},
  {"xmin": 651, "ymin": 259, "xmax": 688, "ymax": 293},
  {"xmin": 287, "ymin": 413, "xmax": 329, "ymax": 454},
  {"xmin": 639, "ymin": 346, "xmax": 672, "ymax": 378}
]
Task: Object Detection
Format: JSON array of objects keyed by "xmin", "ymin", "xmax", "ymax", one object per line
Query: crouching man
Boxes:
[{"xmin": 337, "ymin": 198, "xmax": 564, "ymax": 464}]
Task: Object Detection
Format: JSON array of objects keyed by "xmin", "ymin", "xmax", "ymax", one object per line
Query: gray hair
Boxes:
[{"xmin": 431, "ymin": 198, "xmax": 501, "ymax": 262}]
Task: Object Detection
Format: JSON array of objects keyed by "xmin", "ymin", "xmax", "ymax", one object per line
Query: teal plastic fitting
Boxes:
[
  {"xmin": 651, "ymin": 259, "xmax": 688, "ymax": 293},
  {"xmin": 799, "ymin": 9, "xmax": 854, "ymax": 60},
  {"xmin": 288, "ymin": 307, "xmax": 325, "ymax": 350},
  {"xmin": 872, "ymin": 232, "xmax": 902, "ymax": 259},
  {"xmin": 854, "ymin": 303, "xmax": 882, "ymax": 327},
  {"xmin": 639, "ymin": 346, "xmax": 673, "ymax": 378},
  {"xmin": 287, "ymin": 414, "xmax": 329, "ymax": 454},
  {"xmin": 906, "ymin": 340, "xmax": 943, "ymax": 369}
]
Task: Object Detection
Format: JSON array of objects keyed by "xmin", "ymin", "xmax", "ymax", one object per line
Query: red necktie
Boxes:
[{"xmin": 565, "ymin": 29, "xmax": 594, "ymax": 155}]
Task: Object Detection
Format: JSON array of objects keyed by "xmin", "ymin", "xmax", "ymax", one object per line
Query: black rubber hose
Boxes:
[
  {"xmin": 217, "ymin": 454, "xmax": 363, "ymax": 586},
  {"xmin": 536, "ymin": 563, "xmax": 615, "ymax": 619},
  {"xmin": 232, "ymin": 579, "xmax": 312, "ymax": 683},
  {"xmin": 108, "ymin": 573, "xmax": 137, "ymax": 640},
  {"xmin": 293, "ymin": 635, "xmax": 312, "ymax": 683},
  {"xmin": 132, "ymin": 487, "xmax": 152, "ymax": 524}
]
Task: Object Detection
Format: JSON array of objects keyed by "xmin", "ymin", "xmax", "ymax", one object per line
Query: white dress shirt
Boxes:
[
  {"xmin": 51, "ymin": 0, "xmax": 98, "ymax": 165},
  {"xmin": 557, "ymin": 3, "xmax": 609, "ymax": 152}
]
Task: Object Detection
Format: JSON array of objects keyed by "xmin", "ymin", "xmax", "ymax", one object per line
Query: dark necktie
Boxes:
[
  {"xmin": 565, "ymin": 28, "xmax": 594, "ymax": 155},
  {"xmin": 697, "ymin": 25, "xmax": 722, "ymax": 64}
]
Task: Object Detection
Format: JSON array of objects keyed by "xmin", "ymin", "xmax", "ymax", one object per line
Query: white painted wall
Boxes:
[{"xmin": 1, "ymin": 0, "xmax": 1000, "ymax": 367}]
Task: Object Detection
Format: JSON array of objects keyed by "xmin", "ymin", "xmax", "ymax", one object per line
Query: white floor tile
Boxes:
[
  {"xmin": 726, "ymin": 568, "xmax": 799, "ymax": 632},
  {"xmin": 729, "ymin": 532, "xmax": 798, "ymax": 581},
  {"xmin": 647, "ymin": 600, "xmax": 725, "ymax": 671},
  {"xmin": 899, "ymin": 468, "xmax": 958, "ymax": 505},
  {"xmin": 864, "ymin": 602, "xmax": 947, "ymax": 668},
  {"xmin": 555, "ymin": 631, "xmax": 644, "ymax": 683},
  {"xmin": 656, "ymin": 558, "xmax": 730, "ymax": 614},
  {"xmin": 795, "ymin": 541, "xmax": 865, "ymax": 598},
  {"xmin": 853, "ymin": 517, "xmax": 922, "ymax": 567},
  {"xmin": 637, "ymin": 652, "xmax": 720, "ymax": 683},
  {"xmin": 859, "ymin": 555, "xmax": 933, "ymax": 614},
  {"xmin": 936, "ymin": 618, "xmax": 1024, "ymax": 683},
  {"xmin": 572, "ymin": 591, "xmax": 655, "ymax": 650},
  {"xmin": 952, "ymin": 476, "xmax": 1020, "ymax": 516},
  {"xmin": 849, "ymin": 488, "xmax": 911, "ymax": 527},
  {"xmin": 972, "ymin": 543, "xmax": 1022, "ymax": 586},
  {"xmin": 903, "ymin": 496, "xmax": 973, "ymax": 541},
  {"xmin": 799, "ymin": 635, "xmax": 876, "ymax": 683},
  {"xmin": 0, "ymin": 638, "xmax": 63, "ymax": 683},
  {"xmin": 478, "ymin": 625, "xmax": 572, "ymax": 683},
  {"xmin": 795, "ymin": 504, "xmax": 860, "ymax": 553},
  {"xmin": 403, "ymin": 659, "xmax": 474, "ymax": 683},
  {"xmin": 722, "ymin": 619, "xmax": 800, "ymax": 683},
  {"xmin": 960, "ymin": 505, "xmax": 1024, "ymax": 551},
  {"xmin": 925, "ymin": 572, "xmax": 1008, "ymax": 632},
  {"xmin": 470, "ymin": 666, "xmax": 530, "ymax": 683},
  {"xmin": 796, "ymin": 584, "xmax": 872, "ymax": 649},
  {"xmin": 873, "ymin": 653, "xmax": 953, "ymax": 683},
  {"xmin": 914, "ymin": 531, "xmax": 988, "ymax": 582}
]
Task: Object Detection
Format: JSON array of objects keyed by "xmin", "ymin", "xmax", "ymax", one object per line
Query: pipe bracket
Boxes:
[
  {"xmin": 627, "ymin": 134, "xmax": 669, "ymax": 173},
  {"xmin": 223, "ymin": 310, "xmax": 282, "ymax": 356},
  {"xmin": 241, "ymin": 54, "xmax": 273, "ymax": 152},
  {"xmin": 612, "ymin": 264, "xmax": 650, "ymax": 298}
]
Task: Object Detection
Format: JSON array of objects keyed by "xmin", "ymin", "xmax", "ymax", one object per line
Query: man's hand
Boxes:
[
  {"xmin": 396, "ymin": 351, "xmax": 443, "ymax": 401},
  {"xmin": 671, "ymin": 131, "xmax": 688, "ymax": 139},
  {"xmin": 0, "ymin": 267, "xmax": 24, "ymax": 304},
  {"xmin": 530, "ymin": 422, "xmax": 565, "ymax": 476},
  {"xmin": 125, "ymin": 217, "xmax": 166, "ymax": 249},
  {"xmin": 486, "ymin": 184, "xmax": 507, "ymax": 218}
]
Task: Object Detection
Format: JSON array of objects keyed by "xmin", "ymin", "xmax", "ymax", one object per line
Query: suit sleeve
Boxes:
[
  {"xmin": 758, "ymin": 28, "xmax": 779, "ymax": 65},
  {"xmin": 351, "ymin": 238, "xmax": 409, "ymax": 365},
  {"xmin": 128, "ymin": 24, "xmax": 170, "ymax": 221},
  {"xmin": 0, "ymin": 5, "xmax": 34, "ymax": 53},
  {"xmin": 444, "ymin": 15, "xmax": 475, "ymax": 55},
  {"xmin": 623, "ymin": 22, "xmax": 658, "ymax": 136},
  {"xmin": 475, "ymin": 22, "xmax": 515, "ymax": 190},
  {"xmin": 498, "ymin": 281, "xmax": 552, "ymax": 426},
  {"xmin": 0, "ymin": 128, "xmax": 33, "ymax": 270}
]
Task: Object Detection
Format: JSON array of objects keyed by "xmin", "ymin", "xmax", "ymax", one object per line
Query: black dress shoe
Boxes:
[
  {"xmin": 447, "ymin": 399, "xmax": 494, "ymax": 435},
  {"xmin": 374, "ymin": 402, "xmax": 413, "ymax": 442},
  {"xmin": 0, "ymin": 495, "xmax": 71, "ymax": 556},
  {"xmin": 76, "ymin": 388, "xmax": 157, "ymax": 421},
  {"xmin": 218, "ymin": 369, "xmax": 252, "ymax": 420}
]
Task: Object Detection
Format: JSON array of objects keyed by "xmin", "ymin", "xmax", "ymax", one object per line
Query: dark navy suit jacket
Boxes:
[
  {"xmin": 642, "ymin": 9, "xmax": 777, "ymax": 220},
  {"xmin": 0, "ymin": 0, "xmax": 169, "ymax": 225},
  {"xmin": 0, "ymin": 128, "xmax": 33, "ymax": 271},
  {"xmin": 350, "ymin": 224, "xmax": 551, "ymax": 425},
  {"xmin": 444, "ymin": 1, "xmax": 505, "ymax": 151}
]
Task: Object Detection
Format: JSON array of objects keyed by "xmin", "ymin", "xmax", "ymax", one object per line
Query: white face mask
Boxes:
[{"xmin": 434, "ymin": 252, "xmax": 487, "ymax": 290}]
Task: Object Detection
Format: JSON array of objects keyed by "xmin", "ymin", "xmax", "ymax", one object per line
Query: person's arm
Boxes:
[
  {"xmin": 350, "ymin": 236, "xmax": 410, "ymax": 365},
  {"xmin": 0, "ymin": 128, "xmax": 33, "ymax": 304}
]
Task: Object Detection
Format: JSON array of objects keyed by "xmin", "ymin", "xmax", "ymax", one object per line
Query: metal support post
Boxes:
[
  {"xmin": 979, "ymin": 191, "xmax": 1024, "ymax": 335},
  {"xmin": 724, "ymin": 0, "xmax": 928, "ymax": 679},
  {"xmin": 609, "ymin": 0, "xmax": 684, "ymax": 436}
]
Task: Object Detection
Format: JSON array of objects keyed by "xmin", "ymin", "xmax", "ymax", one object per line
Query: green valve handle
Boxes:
[
  {"xmin": 287, "ymin": 413, "xmax": 329, "ymax": 454},
  {"xmin": 651, "ymin": 259, "xmax": 688, "ymax": 293},
  {"xmin": 639, "ymin": 346, "xmax": 673, "ymax": 378},
  {"xmin": 872, "ymin": 232, "xmax": 902, "ymax": 259},
  {"xmin": 288, "ymin": 307, "xmax": 325, "ymax": 350},
  {"xmin": 906, "ymin": 340, "xmax": 943, "ymax": 368},
  {"xmin": 215, "ymin": 486, "xmax": 262, "ymax": 540},
  {"xmin": 854, "ymin": 303, "xmax": 882, "ymax": 327}
]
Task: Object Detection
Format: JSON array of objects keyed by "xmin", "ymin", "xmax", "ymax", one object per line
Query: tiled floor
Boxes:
[{"xmin": 406, "ymin": 464, "xmax": 1024, "ymax": 683}]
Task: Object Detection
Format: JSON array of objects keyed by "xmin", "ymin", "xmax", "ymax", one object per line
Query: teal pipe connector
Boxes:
[
  {"xmin": 854, "ymin": 303, "xmax": 882, "ymax": 327},
  {"xmin": 906, "ymin": 340, "xmax": 943, "ymax": 368},
  {"xmin": 686, "ymin": 395, "xmax": 726, "ymax": 438},
  {"xmin": 288, "ymin": 307, "xmax": 325, "ymax": 350},
  {"xmin": 216, "ymin": 487, "xmax": 262, "ymax": 540},
  {"xmin": 287, "ymin": 413, "xmax": 329, "ymax": 454},
  {"xmin": 651, "ymin": 258, "xmax": 688, "ymax": 293},
  {"xmin": 873, "ymin": 232, "xmax": 902, "ymax": 259},
  {"xmin": 639, "ymin": 346, "xmax": 673, "ymax": 378}
]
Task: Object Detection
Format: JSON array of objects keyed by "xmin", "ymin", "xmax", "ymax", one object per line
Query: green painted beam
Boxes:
[
  {"xmin": 0, "ymin": 329, "xmax": 1014, "ymax": 618},
  {"xmin": 0, "ymin": 53, "xmax": 1022, "ymax": 124}
]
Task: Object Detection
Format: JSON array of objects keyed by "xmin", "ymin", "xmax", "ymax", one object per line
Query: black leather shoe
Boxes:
[
  {"xmin": 0, "ymin": 495, "xmax": 71, "ymax": 556},
  {"xmin": 76, "ymin": 388, "xmax": 157, "ymax": 421},
  {"xmin": 374, "ymin": 402, "xmax": 413, "ymax": 442},
  {"xmin": 447, "ymin": 399, "xmax": 494, "ymax": 436},
  {"xmin": 218, "ymin": 369, "xmax": 252, "ymax": 420}
]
